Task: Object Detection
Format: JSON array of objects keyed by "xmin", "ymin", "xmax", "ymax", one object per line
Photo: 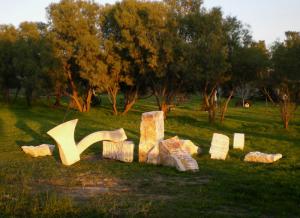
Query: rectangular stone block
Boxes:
[
  {"xmin": 244, "ymin": 151, "xmax": 282, "ymax": 163},
  {"xmin": 139, "ymin": 111, "xmax": 164, "ymax": 163},
  {"xmin": 209, "ymin": 133, "xmax": 229, "ymax": 160},
  {"xmin": 159, "ymin": 137, "xmax": 199, "ymax": 172},
  {"xmin": 103, "ymin": 141, "xmax": 134, "ymax": 163},
  {"xmin": 233, "ymin": 133, "xmax": 245, "ymax": 150}
]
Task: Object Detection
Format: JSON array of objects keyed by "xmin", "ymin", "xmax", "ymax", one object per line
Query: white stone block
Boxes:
[
  {"xmin": 244, "ymin": 151, "xmax": 282, "ymax": 163},
  {"xmin": 138, "ymin": 111, "xmax": 164, "ymax": 163},
  {"xmin": 180, "ymin": 139, "xmax": 201, "ymax": 155},
  {"xmin": 159, "ymin": 137, "xmax": 198, "ymax": 172},
  {"xmin": 233, "ymin": 133, "xmax": 245, "ymax": 150},
  {"xmin": 209, "ymin": 133, "xmax": 229, "ymax": 160},
  {"xmin": 103, "ymin": 141, "xmax": 134, "ymax": 163},
  {"xmin": 22, "ymin": 144, "xmax": 55, "ymax": 157}
]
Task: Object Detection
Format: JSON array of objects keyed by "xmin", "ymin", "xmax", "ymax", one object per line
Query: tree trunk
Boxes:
[
  {"xmin": 122, "ymin": 89, "xmax": 138, "ymax": 115},
  {"xmin": 262, "ymin": 87, "xmax": 275, "ymax": 105},
  {"xmin": 220, "ymin": 90, "xmax": 234, "ymax": 123}
]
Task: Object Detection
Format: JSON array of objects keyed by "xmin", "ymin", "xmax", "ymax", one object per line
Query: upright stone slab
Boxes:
[
  {"xmin": 209, "ymin": 133, "xmax": 229, "ymax": 160},
  {"xmin": 159, "ymin": 137, "xmax": 199, "ymax": 172},
  {"xmin": 244, "ymin": 151, "xmax": 282, "ymax": 163},
  {"xmin": 233, "ymin": 133, "xmax": 245, "ymax": 150},
  {"xmin": 103, "ymin": 141, "xmax": 134, "ymax": 163},
  {"xmin": 139, "ymin": 111, "xmax": 164, "ymax": 163}
]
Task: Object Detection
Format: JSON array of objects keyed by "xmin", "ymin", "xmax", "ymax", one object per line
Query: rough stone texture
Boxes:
[
  {"xmin": 159, "ymin": 137, "xmax": 199, "ymax": 172},
  {"xmin": 233, "ymin": 133, "xmax": 245, "ymax": 150},
  {"xmin": 244, "ymin": 151, "xmax": 282, "ymax": 163},
  {"xmin": 209, "ymin": 133, "xmax": 230, "ymax": 160},
  {"xmin": 47, "ymin": 119, "xmax": 127, "ymax": 166},
  {"xmin": 138, "ymin": 111, "xmax": 164, "ymax": 163},
  {"xmin": 180, "ymin": 139, "xmax": 201, "ymax": 155},
  {"xmin": 22, "ymin": 144, "xmax": 55, "ymax": 157},
  {"xmin": 103, "ymin": 141, "xmax": 134, "ymax": 163}
]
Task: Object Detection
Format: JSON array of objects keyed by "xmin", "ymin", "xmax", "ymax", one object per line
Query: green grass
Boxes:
[{"xmin": 0, "ymin": 96, "xmax": 300, "ymax": 217}]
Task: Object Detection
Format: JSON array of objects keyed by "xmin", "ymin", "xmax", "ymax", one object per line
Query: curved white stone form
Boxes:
[{"xmin": 47, "ymin": 119, "xmax": 127, "ymax": 166}]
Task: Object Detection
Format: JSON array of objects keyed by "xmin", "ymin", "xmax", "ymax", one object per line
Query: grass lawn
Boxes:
[{"xmin": 0, "ymin": 96, "xmax": 300, "ymax": 217}]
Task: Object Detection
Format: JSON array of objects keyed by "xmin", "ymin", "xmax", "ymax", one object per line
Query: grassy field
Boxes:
[{"xmin": 0, "ymin": 96, "xmax": 300, "ymax": 217}]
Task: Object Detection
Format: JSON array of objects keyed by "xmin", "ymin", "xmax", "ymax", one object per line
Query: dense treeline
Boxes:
[{"xmin": 0, "ymin": 0, "xmax": 299, "ymax": 128}]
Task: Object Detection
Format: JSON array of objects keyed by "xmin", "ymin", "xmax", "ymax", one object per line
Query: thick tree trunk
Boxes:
[
  {"xmin": 107, "ymin": 86, "xmax": 119, "ymax": 115},
  {"xmin": 220, "ymin": 90, "xmax": 234, "ymax": 123}
]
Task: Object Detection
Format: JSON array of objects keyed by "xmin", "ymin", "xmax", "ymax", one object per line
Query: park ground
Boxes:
[{"xmin": 0, "ymin": 97, "xmax": 300, "ymax": 217}]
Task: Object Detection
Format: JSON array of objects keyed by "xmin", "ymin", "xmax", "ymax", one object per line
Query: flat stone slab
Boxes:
[
  {"xmin": 22, "ymin": 144, "xmax": 55, "ymax": 157},
  {"xmin": 244, "ymin": 151, "xmax": 282, "ymax": 163},
  {"xmin": 159, "ymin": 137, "xmax": 199, "ymax": 172},
  {"xmin": 138, "ymin": 111, "xmax": 164, "ymax": 163},
  {"xmin": 209, "ymin": 133, "xmax": 229, "ymax": 160},
  {"xmin": 103, "ymin": 141, "xmax": 134, "ymax": 163},
  {"xmin": 233, "ymin": 133, "xmax": 245, "ymax": 150}
]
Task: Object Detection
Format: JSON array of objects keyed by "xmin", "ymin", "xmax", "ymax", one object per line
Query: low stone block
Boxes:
[
  {"xmin": 244, "ymin": 151, "xmax": 282, "ymax": 163},
  {"xmin": 180, "ymin": 139, "xmax": 201, "ymax": 155},
  {"xmin": 209, "ymin": 133, "xmax": 229, "ymax": 160},
  {"xmin": 103, "ymin": 141, "xmax": 134, "ymax": 163},
  {"xmin": 159, "ymin": 137, "xmax": 199, "ymax": 172},
  {"xmin": 233, "ymin": 133, "xmax": 245, "ymax": 150},
  {"xmin": 22, "ymin": 144, "xmax": 55, "ymax": 157},
  {"xmin": 138, "ymin": 111, "xmax": 164, "ymax": 164}
]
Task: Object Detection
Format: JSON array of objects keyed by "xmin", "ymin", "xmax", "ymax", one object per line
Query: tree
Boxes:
[
  {"xmin": 271, "ymin": 31, "xmax": 300, "ymax": 129},
  {"xmin": 0, "ymin": 25, "xmax": 18, "ymax": 102},
  {"xmin": 13, "ymin": 22, "xmax": 60, "ymax": 106},
  {"xmin": 186, "ymin": 7, "xmax": 230, "ymax": 123},
  {"xmin": 47, "ymin": 0, "xmax": 106, "ymax": 112}
]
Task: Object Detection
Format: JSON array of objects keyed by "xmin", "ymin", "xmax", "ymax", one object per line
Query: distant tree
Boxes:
[
  {"xmin": 13, "ymin": 22, "xmax": 60, "ymax": 106},
  {"xmin": 186, "ymin": 7, "xmax": 230, "ymax": 123},
  {"xmin": 47, "ymin": 0, "xmax": 106, "ymax": 112},
  {"xmin": 0, "ymin": 25, "xmax": 18, "ymax": 102},
  {"xmin": 271, "ymin": 31, "xmax": 300, "ymax": 129}
]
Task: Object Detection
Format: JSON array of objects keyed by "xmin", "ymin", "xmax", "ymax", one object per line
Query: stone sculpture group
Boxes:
[{"xmin": 21, "ymin": 110, "xmax": 283, "ymax": 171}]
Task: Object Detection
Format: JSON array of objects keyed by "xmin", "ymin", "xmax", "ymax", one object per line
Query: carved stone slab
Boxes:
[
  {"xmin": 22, "ymin": 144, "xmax": 55, "ymax": 157},
  {"xmin": 159, "ymin": 137, "xmax": 199, "ymax": 172},
  {"xmin": 209, "ymin": 133, "xmax": 229, "ymax": 160},
  {"xmin": 138, "ymin": 111, "xmax": 164, "ymax": 163},
  {"xmin": 180, "ymin": 139, "xmax": 201, "ymax": 155},
  {"xmin": 103, "ymin": 141, "xmax": 134, "ymax": 163},
  {"xmin": 233, "ymin": 133, "xmax": 245, "ymax": 150},
  {"xmin": 244, "ymin": 151, "xmax": 282, "ymax": 163}
]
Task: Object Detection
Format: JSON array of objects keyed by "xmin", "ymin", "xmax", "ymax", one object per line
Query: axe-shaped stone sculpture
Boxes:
[{"xmin": 47, "ymin": 119, "xmax": 127, "ymax": 166}]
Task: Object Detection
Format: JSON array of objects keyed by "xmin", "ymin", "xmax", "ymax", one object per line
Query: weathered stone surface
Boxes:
[
  {"xmin": 22, "ymin": 144, "xmax": 55, "ymax": 157},
  {"xmin": 233, "ymin": 133, "xmax": 245, "ymax": 150},
  {"xmin": 244, "ymin": 151, "xmax": 282, "ymax": 163},
  {"xmin": 209, "ymin": 133, "xmax": 229, "ymax": 160},
  {"xmin": 47, "ymin": 119, "xmax": 127, "ymax": 166},
  {"xmin": 180, "ymin": 139, "xmax": 201, "ymax": 155},
  {"xmin": 138, "ymin": 111, "xmax": 164, "ymax": 163},
  {"xmin": 103, "ymin": 141, "xmax": 134, "ymax": 163},
  {"xmin": 159, "ymin": 137, "xmax": 199, "ymax": 172}
]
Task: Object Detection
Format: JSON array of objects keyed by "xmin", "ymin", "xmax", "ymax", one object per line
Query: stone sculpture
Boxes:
[
  {"xmin": 244, "ymin": 151, "xmax": 282, "ymax": 163},
  {"xmin": 21, "ymin": 144, "xmax": 55, "ymax": 157},
  {"xmin": 209, "ymin": 133, "xmax": 229, "ymax": 160},
  {"xmin": 103, "ymin": 141, "xmax": 134, "ymax": 163},
  {"xmin": 47, "ymin": 119, "xmax": 127, "ymax": 166},
  {"xmin": 233, "ymin": 133, "xmax": 245, "ymax": 150},
  {"xmin": 159, "ymin": 137, "xmax": 199, "ymax": 172},
  {"xmin": 138, "ymin": 111, "xmax": 164, "ymax": 163}
]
